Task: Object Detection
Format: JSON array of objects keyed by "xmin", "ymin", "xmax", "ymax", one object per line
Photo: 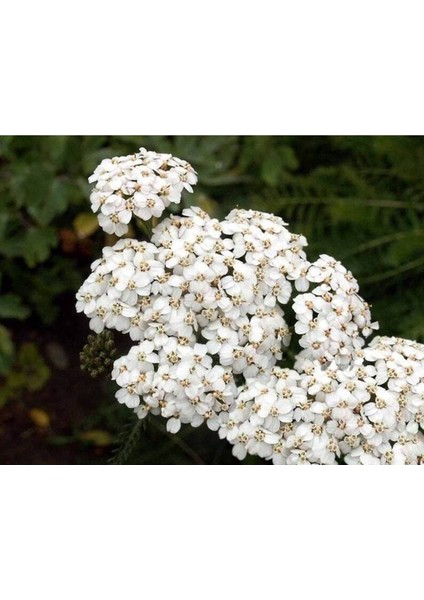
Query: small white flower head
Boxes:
[
  {"xmin": 89, "ymin": 148, "xmax": 198, "ymax": 235},
  {"xmin": 112, "ymin": 337, "xmax": 238, "ymax": 432},
  {"xmin": 294, "ymin": 255, "xmax": 379, "ymax": 371}
]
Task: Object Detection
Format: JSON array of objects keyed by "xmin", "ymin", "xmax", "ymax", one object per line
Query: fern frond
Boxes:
[{"xmin": 108, "ymin": 416, "xmax": 144, "ymax": 465}]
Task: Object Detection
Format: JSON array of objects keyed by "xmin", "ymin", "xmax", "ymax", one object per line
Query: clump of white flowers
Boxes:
[
  {"xmin": 76, "ymin": 148, "xmax": 424, "ymax": 465},
  {"xmin": 88, "ymin": 147, "xmax": 197, "ymax": 235}
]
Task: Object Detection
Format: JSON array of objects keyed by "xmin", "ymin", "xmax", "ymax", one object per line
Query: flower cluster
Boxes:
[
  {"xmin": 76, "ymin": 207, "xmax": 309, "ymax": 432},
  {"xmin": 76, "ymin": 149, "xmax": 424, "ymax": 465},
  {"xmin": 216, "ymin": 338, "xmax": 423, "ymax": 465},
  {"xmin": 88, "ymin": 147, "xmax": 197, "ymax": 235},
  {"xmin": 293, "ymin": 254, "xmax": 378, "ymax": 369}
]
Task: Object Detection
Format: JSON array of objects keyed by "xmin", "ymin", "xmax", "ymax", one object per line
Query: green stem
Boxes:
[
  {"xmin": 149, "ymin": 418, "xmax": 205, "ymax": 465},
  {"xmin": 340, "ymin": 229, "xmax": 424, "ymax": 259},
  {"xmin": 138, "ymin": 218, "xmax": 153, "ymax": 240},
  {"xmin": 361, "ymin": 256, "xmax": 424, "ymax": 284}
]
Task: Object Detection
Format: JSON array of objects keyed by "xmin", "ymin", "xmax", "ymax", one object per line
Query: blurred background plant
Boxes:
[{"xmin": 1, "ymin": 136, "xmax": 423, "ymax": 463}]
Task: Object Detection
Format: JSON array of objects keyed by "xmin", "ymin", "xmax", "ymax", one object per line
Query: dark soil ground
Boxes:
[{"xmin": 0, "ymin": 294, "xmax": 119, "ymax": 464}]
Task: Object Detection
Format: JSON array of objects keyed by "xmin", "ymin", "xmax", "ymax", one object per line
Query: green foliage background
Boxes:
[{"xmin": 1, "ymin": 136, "xmax": 423, "ymax": 463}]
